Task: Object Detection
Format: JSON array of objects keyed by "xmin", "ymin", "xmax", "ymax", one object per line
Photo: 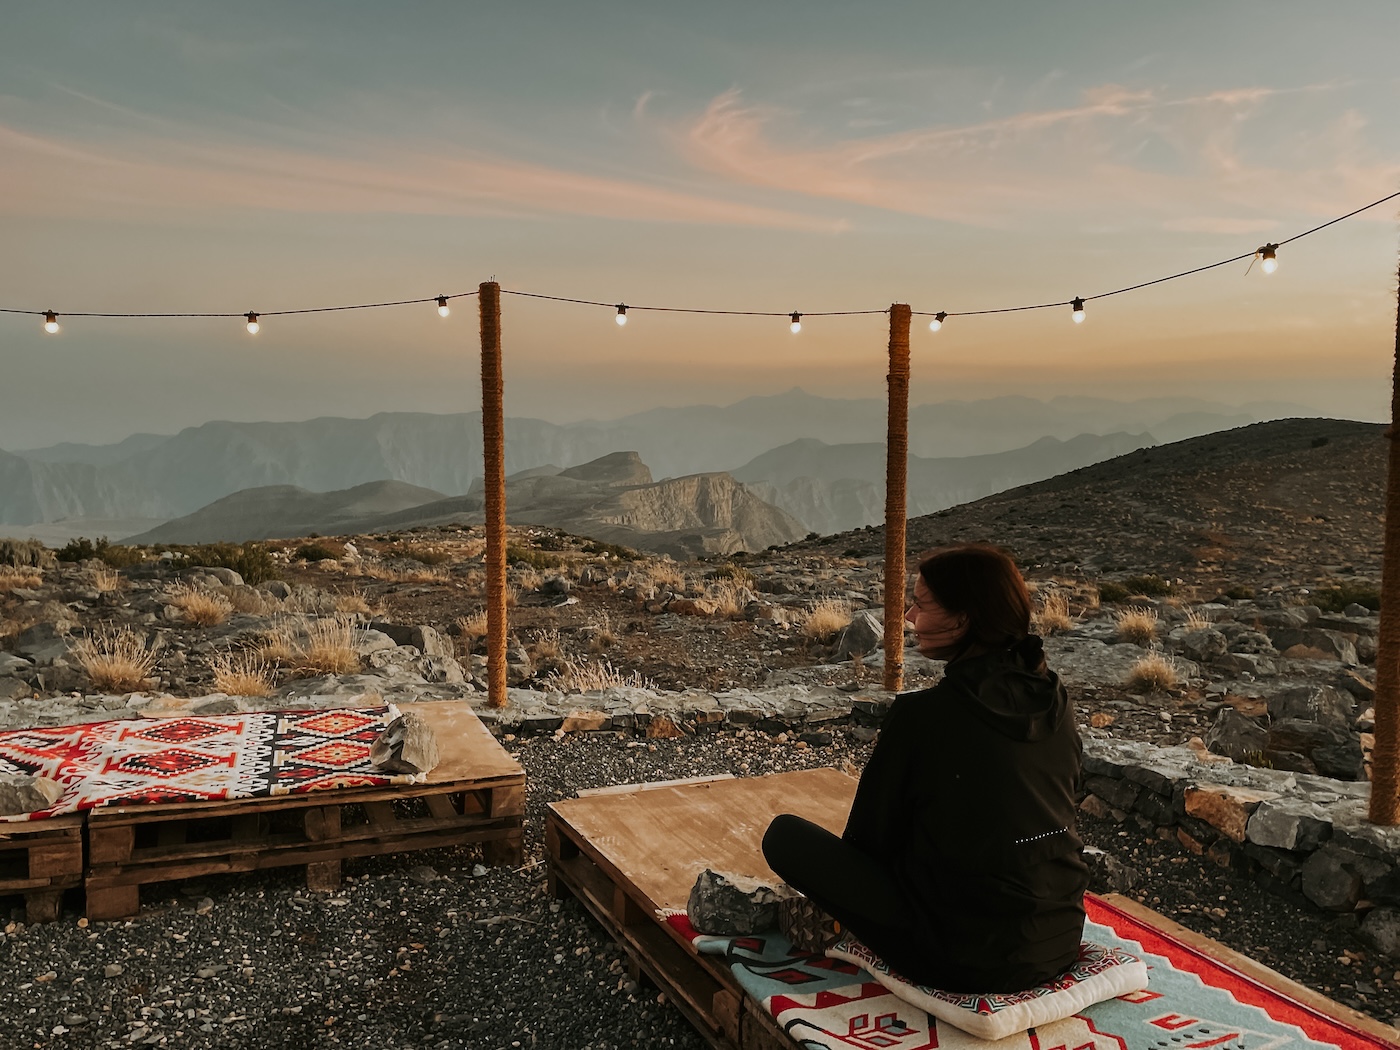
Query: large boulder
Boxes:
[
  {"xmin": 833, "ymin": 611, "xmax": 883, "ymax": 660},
  {"xmin": 1266, "ymin": 719, "xmax": 1365, "ymax": 780},
  {"xmin": 1266, "ymin": 684, "xmax": 1355, "ymax": 728}
]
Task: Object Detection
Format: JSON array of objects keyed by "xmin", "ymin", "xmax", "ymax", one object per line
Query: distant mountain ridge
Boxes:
[{"xmin": 0, "ymin": 391, "xmax": 1316, "ymax": 530}]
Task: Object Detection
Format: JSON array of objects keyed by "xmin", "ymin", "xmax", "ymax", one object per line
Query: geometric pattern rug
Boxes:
[
  {"xmin": 665, "ymin": 894, "xmax": 1392, "ymax": 1049},
  {"xmin": 0, "ymin": 706, "xmax": 421, "ymax": 821}
]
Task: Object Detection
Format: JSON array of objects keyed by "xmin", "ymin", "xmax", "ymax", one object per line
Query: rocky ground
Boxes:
[{"xmin": 0, "ymin": 415, "xmax": 1396, "ymax": 1045}]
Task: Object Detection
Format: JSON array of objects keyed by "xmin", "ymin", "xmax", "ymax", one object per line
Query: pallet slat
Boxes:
[{"xmin": 0, "ymin": 815, "xmax": 84, "ymax": 923}]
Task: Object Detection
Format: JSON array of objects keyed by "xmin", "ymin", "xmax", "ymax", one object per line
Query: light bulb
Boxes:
[
  {"xmin": 1071, "ymin": 298, "xmax": 1085, "ymax": 324},
  {"xmin": 789, "ymin": 311, "xmax": 802, "ymax": 334},
  {"xmin": 928, "ymin": 311, "xmax": 947, "ymax": 333},
  {"xmin": 615, "ymin": 304, "xmax": 628, "ymax": 326},
  {"xmin": 1257, "ymin": 244, "xmax": 1279, "ymax": 274},
  {"xmin": 245, "ymin": 312, "xmax": 260, "ymax": 335},
  {"xmin": 43, "ymin": 311, "xmax": 59, "ymax": 335},
  {"xmin": 436, "ymin": 295, "xmax": 450, "ymax": 318}
]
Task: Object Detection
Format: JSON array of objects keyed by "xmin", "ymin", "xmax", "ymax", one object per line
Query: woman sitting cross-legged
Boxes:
[{"xmin": 763, "ymin": 544, "xmax": 1089, "ymax": 993}]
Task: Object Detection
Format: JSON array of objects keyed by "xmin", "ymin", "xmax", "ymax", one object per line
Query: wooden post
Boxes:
[
  {"xmin": 883, "ymin": 304, "xmax": 912, "ymax": 693},
  {"xmin": 1369, "ymin": 259, "xmax": 1400, "ymax": 825},
  {"xmin": 480, "ymin": 281, "xmax": 509, "ymax": 709}
]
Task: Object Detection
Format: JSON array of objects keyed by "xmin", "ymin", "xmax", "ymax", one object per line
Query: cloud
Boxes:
[
  {"xmin": 677, "ymin": 82, "xmax": 1400, "ymax": 230},
  {"xmin": 0, "ymin": 119, "xmax": 838, "ymax": 232}
]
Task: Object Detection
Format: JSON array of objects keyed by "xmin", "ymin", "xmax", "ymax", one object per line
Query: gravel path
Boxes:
[{"xmin": 2, "ymin": 727, "xmax": 1396, "ymax": 1048}]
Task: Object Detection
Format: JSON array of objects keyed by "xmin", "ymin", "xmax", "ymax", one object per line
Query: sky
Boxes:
[{"xmin": 2, "ymin": 0, "xmax": 1398, "ymax": 449}]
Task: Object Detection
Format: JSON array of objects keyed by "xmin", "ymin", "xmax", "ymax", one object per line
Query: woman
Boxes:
[{"xmin": 763, "ymin": 544, "xmax": 1088, "ymax": 992}]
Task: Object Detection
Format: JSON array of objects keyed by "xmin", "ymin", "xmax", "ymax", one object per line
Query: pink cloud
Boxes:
[{"xmin": 0, "ymin": 122, "xmax": 838, "ymax": 232}]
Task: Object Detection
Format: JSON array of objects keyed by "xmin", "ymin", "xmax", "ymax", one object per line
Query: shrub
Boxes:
[
  {"xmin": 174, "ymin": 542, "xmax": 279, "ymax": 585},
  {"xmin": 1125, "ymin": 652, "xmax": 1179, "ymax": 693},
  {"xmin": 211, "ymin": 650, "xmax": 276, "ymax": 697},
  {"xmin": 402, "ymin": 544, "xmax": 453, "ymax": 566},
  {"xmin": 1122, "ymin": 574, "xmax": 1173, "ymax": 597},
  {"xmin": 1097, "ymin": 581, "xmax": 1130, "ymax": 604},
  {"xmin": 0, "ymin": 566, "xmax": 44, "ymax": 589},
  {"xmin": 294, "ymin": 542, "xmax": 344, "ymax": 563},
  {"xmin": 1113, "ymin": 606, "xmax": 1158, "ymax": 645},
  {"xmin": 1223, "ymin": 585, "xmax": 1255, "ymax": 601},
  {"xmin": 167, "ymin": 583, "xmax": 234, "ymax": 627},
  {"xmin": 505, "ymin": 544, "xmax": 564, "ymax": 570},
  {"xmin": 56, "ymin": 536, "xmax": 143, "ymax": 567},
  {"xmin": 803, "ymin": 598, "xmax": 853, "ymax": 642},
  {"xmin": 296, "ymin": 617, "xmax": 361, "ymax": 676},
  {"xmin": 706, "ymin": 563, "xmax": 753, "ymax": 585},
  {"xmin": 1312, "ymin": 580, "xmax": 1380, "ymax": 613},
  {"xmin": 582, "ymin": 540, "xmax": 640, "ymax": 561},
  {"xmin": 1033, "ymin": 592, "xmax": 1073, "ymax": 635},
  {"xmin": 72, "ymin": 625, "xmax": 159, "ymax": 693}
]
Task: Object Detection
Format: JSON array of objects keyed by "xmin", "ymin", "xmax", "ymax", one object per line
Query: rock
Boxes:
[
  {"xmin": 258, "ymin": 580, "xmax": 292, "ymax": 600},
  {"xmin": 1267, "ymin": 684, "xmax": 1356, "ymax": 727},
  {"xmin": 687, "ymin": 869, "xmax": 795, "ymax": 935},
  {"xmin": 196, "ymin": 566, "xmax": 244, "ymax": 587},
  {"xmin": 0, "ymin": 652, "xmax": 33, "ymax": 676},
  {"xmin": 1339, "ymin": 671, "xmax": 1375, "ymax": 705},
  {"xmin": 1173, "ymin": 627, "xmax": 1228, "ymax": 663},
  {"xmin": 0, "ymin": 774, "xmax": 63, "ymax": 815},
  {"xmin": 0, "ymin": 677, "xmax": 33, "ymax": 701},
  {"xmin": 1203, "ymin": 707, "xmax": 1268, "ymax": 761},
  {"xmin": 1268, "ymin": 628, "xmax": 1358, "ymax": 664},
  {"xmin": 1343, "ymin": 602, "xmax": 1372, "ymax": 618},
  {"xmin": 1360, "ymin": 907, "xmax": 1400, "ymax": 959},
  {"xmin": 833, "ymin": 611, "xmax": 883, "ymax": 660},
  {"xmin": 645, "ymin": 715, "xmax": 685, "ymax": 739},
  {"xmin": 1302, "ymin": 847, "xmax": 1366, "ymax": 911},
  {"xmin": 103, "ymin": 963, "xmax": 124, "ymax": 979},
  {"xmin": 669, "ymin": 597, "xmax": 719, "ymax": 617},
  {"xmin": 354, "ymin": 630, "xmax": 399, "ymax": 656},
  {"xmin": 1266, "ymin": 719, "xmax": 1365, "ymax": 780},
  {"xmin": 369, "ymin": 711, "xmax": 440, "ymax": 774},
  {"xmin": 1183, "ymin": 783, "xmax": 1280, "ymax": 843},
  {"xmin": 1246, "ymin": 798, "xmax": 1332, "ymax": 851},
  {"xmin": 1083, "ymin": 846, "xmax": 1138, "ymax": 893},
  {"xmin": 560, "ymin": 709, "xmax": 609, "ymax": 733},
  {"xmin": 368, "ymin": 622, "xmax": 454, "ymax": 659}
]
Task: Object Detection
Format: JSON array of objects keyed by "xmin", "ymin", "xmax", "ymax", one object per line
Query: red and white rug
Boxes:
[{"xmin": 0, "ymin": 706, "xmax": 421, "ymax": 821}]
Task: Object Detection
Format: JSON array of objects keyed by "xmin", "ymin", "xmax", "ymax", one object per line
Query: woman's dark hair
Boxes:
[{"xmin": 917, "ymin": 544, "xmax": 1032, "ymax": 652}]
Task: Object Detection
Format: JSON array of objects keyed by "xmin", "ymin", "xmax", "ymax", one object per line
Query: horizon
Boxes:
[{"xmin": 3, "ymin": 2, "xmax": 1398, "ymax": 449}]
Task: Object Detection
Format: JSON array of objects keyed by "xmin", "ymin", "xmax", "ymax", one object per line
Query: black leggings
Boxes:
[{"xmin": 762, "ymin": 813, "xmax": 927, "ymax": 977}]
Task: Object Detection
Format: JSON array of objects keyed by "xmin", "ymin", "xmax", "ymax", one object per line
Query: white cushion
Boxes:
[{"xmin": 825, "ymin": 938, "xmax": 1149, "ymax": 1041}]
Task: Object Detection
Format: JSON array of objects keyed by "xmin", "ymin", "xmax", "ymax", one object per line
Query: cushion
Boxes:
[{"xmin": 825, "ymin": 936, "xmax": 1149, "ymax": 1041}]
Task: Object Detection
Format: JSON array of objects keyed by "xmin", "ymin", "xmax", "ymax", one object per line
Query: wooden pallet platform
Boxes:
[
  {"xmin": 0, "ymin": 814, "xmax": 84, "ymax": 923},
  {"xmin": 85, "ymin": 701, "xmax": 524, "ymax": 920},
  {"xmin": 546, "ymin": 771, "xmax": 1400, "ymax": 1050},
  {"xmin": 547, "ymin": 769, "xmax": 853, "ymax": 1049}
]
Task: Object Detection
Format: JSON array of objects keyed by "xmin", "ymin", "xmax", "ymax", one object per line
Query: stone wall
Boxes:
[{"xmin": 1082, "ymin": 736, "xmax": 1400, "ymax": 958}]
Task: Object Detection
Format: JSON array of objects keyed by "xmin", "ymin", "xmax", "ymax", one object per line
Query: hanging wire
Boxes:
[{"xmin": 3, "ymin": 189, "xmax": 1398, "ymax": 324}]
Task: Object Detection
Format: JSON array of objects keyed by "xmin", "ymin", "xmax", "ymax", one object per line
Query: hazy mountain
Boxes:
[
  {"xmin": 734, "ymin": 431, "xmax": 1155, "ymax": 534},
  {"xmin": 125, "ymin": 481, "xmax": 448, "ymax": 545},
  {"xmin": 0, "ymin": 391, "xmax": 1315, "ymax": 529},
  {"xmin": 126, "ymin": 452, "xmax": 806, "ymax": 559}
]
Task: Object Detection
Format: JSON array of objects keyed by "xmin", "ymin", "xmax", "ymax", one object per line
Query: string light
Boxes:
[
  {"xmin": 928, "ymin": 311, "xmax": 946, "ymax": 333},
  {"xmin": 245, "ymin": 312, "xmax": 260, "ymax": 335},
  {"xmin": 436, "ymin": 295, "xmax": 450, "ymax": 317},
  {"xmin": 43, "ymin": 311, "xmax": 59, "ymax": 334},
  {"xmin": 1071, "ymin": 298, "xmax": 1085, "ymax": 324},
  {"xmin": 615, "ymin": 304, "xmax": 627, "ymax": 326},
  {"xmin": 1256, "ymin": 243, "xmax": 1279, "ymax": 274},
  {"xmin": 789, "ymin": 311, "xmax": 802, "ymax": 334}
]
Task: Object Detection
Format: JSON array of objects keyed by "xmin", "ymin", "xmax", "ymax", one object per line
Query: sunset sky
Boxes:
[{"xmin": 2, "ymin": 1, "xmax": 1398, "ymax": 449}]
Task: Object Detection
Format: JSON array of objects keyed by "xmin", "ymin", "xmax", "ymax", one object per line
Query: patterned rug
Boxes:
[
  {"xmin": 665, "ymin": 895, "xmax": 1391, "ymax": 1049},
  {"xmin": 0, "ymin": 706, "xmax": 423, "ymax": 821}
]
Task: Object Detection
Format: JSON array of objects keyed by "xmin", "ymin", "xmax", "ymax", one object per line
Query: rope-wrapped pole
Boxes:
[
  {"xmin": 1369, "ymin": 257, "xmax": 1400, "ymax": 825},
  {"xmin": 883, "ymin": 303, "xmax": 912, "ymax": 693},
  {"xmin": 479, "ymin": 281, "xmax": 509, "ymax": 709}
]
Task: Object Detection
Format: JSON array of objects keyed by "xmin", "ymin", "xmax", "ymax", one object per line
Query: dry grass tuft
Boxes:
[
  {"xmin": 253, "ymin": 618, "xmax": 301, "ymax": 666},
  {"xmin": 707, "ymin": 580, "xmax": 746, "ymax": 619},
  {"xmin": 1126, "ymin": 651, "xmax": 1180, "ymax": 693},
  {"xmin": 72, "ymin": 625, "xmax": 159, "ymax": 693},
  {"xmin": 456, "ymin": 611, "xmax": 490, "ymax": 644},
  {"xmin": 515, "ymin": 568, "xmax": 544, "ymax": 592},
  {"xmin": 296, "ymin": 617, "xmax": 361, "ymax": 676},
  {"xmin": 1033, "ymin": 592, "xmax": 1073, "ymax": 635},
  {"xmin": 333, "ymin": 589, "xmax": 372, "ymax": 615},
  {"xmin": 90, "ymin": 566, "xmax": 122, "ymax": 593},
  {"xmin": 803, "ymin": 598, "xmax": 853, "ymax": 642},
  {"xmin": 588, "ymin": 613, "xmax": 618, "ymax": 654},
  {"xmin": 530, "ymin": 627, "xmax": 563, "ymax": 666},
  {"xmin": 1113, "ymin": 605, "xmax": 1158, "ymax": 645},
  {"xmin": 1183, "ymin": 607, "xmax": 1215, "ymax": 631},
  {"xmin": 211, "ymin": 650, "xmax": 276, "ymax": 697},
  {"xmin": 549, "ymin": 658, "xmax": 653, "ymax": 693},
  {"xmin": 0, "ymin": 566, "xmax": 44, "ymax": 589},
  {"xmin": 643, "ymin": 562, "xmax": 686, "ymax": 592},
  {"xmin": 167, "ymin": 583, "xmax": 234, "ymax": 627},
  {"xmin": 222, "ymin": 586, "xmax": 270, "ymax": 615}
]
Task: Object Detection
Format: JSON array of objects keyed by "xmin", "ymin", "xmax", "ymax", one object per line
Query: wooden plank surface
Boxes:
[
  {"xmin": 549, "ymin": 768, "xmax": 855, "ymax": 913},
  {"xmin": 403, "ymin": 700, "xmax": 524, "ymax": 785}
]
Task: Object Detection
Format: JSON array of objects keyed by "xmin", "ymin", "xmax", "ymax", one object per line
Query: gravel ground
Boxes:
[{"xmin": 2, "ymin": 727, "xmax": 1397, "ymax": 1049}]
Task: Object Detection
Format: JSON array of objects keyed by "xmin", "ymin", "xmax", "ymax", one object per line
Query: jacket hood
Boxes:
[{"xmin": 943, "ymin": 637, "xmax": 1067, "ymax": 742}]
